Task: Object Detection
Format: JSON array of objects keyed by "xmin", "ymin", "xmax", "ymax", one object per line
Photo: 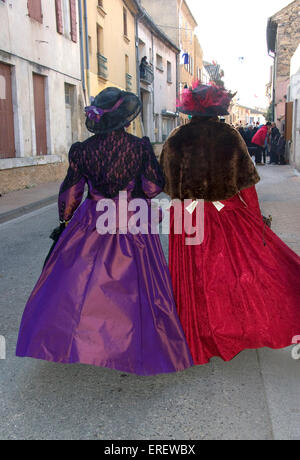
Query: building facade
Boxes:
[
  {"xmin": 80, "ymin": 0, "xmax": 141, "ymax": 136},
  {"xmin": 0, "ymin": 0, "xmax": 86, "ymax": 194},
  {"xmin": 227, "ymin": 101, "xmax": 266, "ymax": 126},
  {"xmin": 288, "ymin": 44, "xmax": 300, "ymax": 171},
  {"xmin": 267, "ymin": 0, "xmax": 300, "ymax": 132},
  {"xmin": 140, "ymin": 0, "xmax": 205, "ymax": 105}
]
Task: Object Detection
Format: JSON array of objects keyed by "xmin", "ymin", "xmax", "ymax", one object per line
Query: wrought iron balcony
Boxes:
[
  {"xmin": 140, "ymin": 63, "xmax": 154, "ymax": 85},
  {"xmin": 97, "ymin": 53, "xmax": 108, "ymax": 80}
]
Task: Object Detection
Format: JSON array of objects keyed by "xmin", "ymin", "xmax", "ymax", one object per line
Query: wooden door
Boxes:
[
  {"xmin": 33, "ymin": 73, "xmax": 47, "ymax": 156},
  {"xmin": 285, "ymin": 101, "xmax": 293, "ymax": 142},
  {"xmin": 0, "ymin": 62, "xmax": 16, "ymax": 159}
]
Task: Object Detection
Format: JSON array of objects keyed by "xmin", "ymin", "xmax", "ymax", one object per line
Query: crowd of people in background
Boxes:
[{"xmin": 232, "ymin": 121, "xmax": 286, "ymax": 166}]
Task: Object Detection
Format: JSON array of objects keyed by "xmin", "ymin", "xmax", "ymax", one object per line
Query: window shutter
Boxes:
[
  {"xmin": 55, "ymin": 0, "xmax": 63, "ymax": 34},
  {"xmin": 70, "ymin": 0, "xmax": 77, "ymax": 43},
  {"xmin": 27, "ymin": 0, "xmax": 43, "ymax": 23},
  {"xmin": 285, "ymin": 102, "xmax": 293, "ymax": 142}
]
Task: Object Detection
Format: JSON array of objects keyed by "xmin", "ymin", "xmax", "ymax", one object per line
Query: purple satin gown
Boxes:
[{"xmin": 16, "ymin": 131, "xmax": 193, "ymax": 375}]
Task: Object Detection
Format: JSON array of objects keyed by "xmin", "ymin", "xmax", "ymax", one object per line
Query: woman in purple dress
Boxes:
[{"xmin": 16, "ymin": 87, "xmax": 193, "ymax": 376}]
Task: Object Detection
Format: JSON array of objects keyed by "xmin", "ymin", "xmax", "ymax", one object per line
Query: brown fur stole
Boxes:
[{"xmin": 160, "ymin": 119, "xmax": 260, "ymax": 202}]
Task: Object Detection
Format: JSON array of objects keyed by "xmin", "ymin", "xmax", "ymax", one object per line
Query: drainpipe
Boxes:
[
  {"xmin": 272, "ymin": 53, "xmax": 276, "ymax": 123},
  {"xmin": 177, "ymin": 0, "xmax": 184, "ymax": 125},
  {"xmin": 135, "ymin": 14, "xmax": 141, "ymax": 100},
  {"xmin": 151, "ymin": 31, "xmax": 155, "ymax": 131},
  {"xmin": 135, "ymin": 8, "xmax": 146, "ymax": 99},
  {"xmin": 135, "ymin": 8, "xmax": 146, "ymax": 137},
  {"xmin": 78, "ymin": 0, "xmax": 86, "ymax": 105},
  {"xmin": 83, "ymin": 0, "xmax": 91, "ymax": 102}
]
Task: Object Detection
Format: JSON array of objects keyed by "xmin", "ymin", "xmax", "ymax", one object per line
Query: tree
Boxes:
[{"xmin": 265, "ymin": 103, "xmax": 273, "ymax": 122}]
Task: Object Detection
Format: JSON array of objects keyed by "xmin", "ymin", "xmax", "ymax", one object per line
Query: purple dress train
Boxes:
[{"xmin": 16, "ymin": 131, "xmax": 193, "ymax": 375}]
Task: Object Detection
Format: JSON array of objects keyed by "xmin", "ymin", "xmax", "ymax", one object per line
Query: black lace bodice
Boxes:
[{"xmin": 60, "ymin": 130, "xmax": 164, "ymax": 198}]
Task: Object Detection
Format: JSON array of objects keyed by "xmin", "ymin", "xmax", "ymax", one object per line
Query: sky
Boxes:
[{"xmin": 187, "ymin": 0, "xmax": 293, "ymax": 109}]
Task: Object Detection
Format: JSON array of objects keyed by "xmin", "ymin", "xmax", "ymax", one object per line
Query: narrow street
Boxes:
[{"xmin": 0, "ymin": 165, "xmax": 299, "ymax": 441}]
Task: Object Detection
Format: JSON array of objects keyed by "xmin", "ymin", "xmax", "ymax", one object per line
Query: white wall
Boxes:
[
  {"xmin": 289, "ymin": 44, "xmax": 300, "ymax": 171},
  {"xmin": 0, "ymin": 0, "xmax": 81, "ymax": 81}
]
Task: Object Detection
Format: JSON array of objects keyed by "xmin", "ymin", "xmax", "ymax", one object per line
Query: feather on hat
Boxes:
[{"xmin": 177, "ymin": 81, "xmax": 236, "ymax": 117}]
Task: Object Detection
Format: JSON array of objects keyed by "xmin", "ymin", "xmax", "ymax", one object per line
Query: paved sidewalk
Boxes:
[
  {"xmin": 256, "ymin": 165, "xmax": 300, "ymax": 255},
  {"xmin": 1, "ymin": 164, "xmax": 299, "ymax": 231},
  {"xmin": 0, "ymin": 181, "xmax": 61, "ymax": 224}
]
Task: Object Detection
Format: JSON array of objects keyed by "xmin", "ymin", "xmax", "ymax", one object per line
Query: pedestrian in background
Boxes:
[
  {"xmin": 244, "ymin": 124, "xmax": 256, "ymax": 158},
  {"xmin": 160, "ymin": 81, "xmax": 300, "ymax": 366},
  {"xmin": 252, "ymin": 122, "xmax": 260, "ymax": 136},
  {"xmin": 270, "ymin": 123, "xmax": 281, "ymax": 164},
  {"xmin": 251, "ymin": 122, "xmax": 272, "ymax": 165},
  {"xmin": 139, "ymin": 56, "xmax": 149, "ymax": 79},
  {"xmin": 237, "ymin": 125, "xmax": 246, "ymax": 143},
  {"xmin": 277, "ymin": 132, "xmax": 287, "ymax": 165}
]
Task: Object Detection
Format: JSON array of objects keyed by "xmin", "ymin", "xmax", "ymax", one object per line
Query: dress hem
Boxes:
[
  {"xmin": 193, "ymin": 343, "xmax": 295, "ymax": 366},
  {"xmin": 15, "ymin": 353, "xmax": 192, "ymax": 377}
]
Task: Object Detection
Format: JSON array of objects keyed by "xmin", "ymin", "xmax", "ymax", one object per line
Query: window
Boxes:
[
  {"xmin": 65, "ymin": 83, "xmax": 76, "ymax": 147},
  {"xmin": 125, "ymin": 55, "xmax": 129, "ymax": 75},
  {"xmin": 55, "ymin": 0, "xmax": 63, "ymax": 34},
  {"xmin": 189, "ymin": 56, "xmax": 193, "ymax": 75},
  {"xmin": 197, "ymin": 67, "xmax": 201, "ymax": 81},
  {"xmin": 27, "ymin": 0, "xmax": 43, "ymax": 23},
  {"xmin": 97, "ymin": 24, "xmax": 104, "ymax": 55},
  {"xmin": 123, "ymin": 7, "xmax": 128, "ymax": 37},
  {"xmin": 62, "ymin": 0, "xmax": 71, "ymax": 39},
  {"xmin": 125, "ymin": 55, "xmax": 132, "ymax": 91},
  {"xmin": 156, "ymin": 54, "xmax": 163, "ymax": 71},
  {"xmin": 167, "ymin": 61, "xmax": 172, "ymax": 83},
  {"xmin": 162, "ymin": 118, "xmax": 174, "ymax": 142},
  {"xmin": 97, "ymin": 25, "xmax": 107, "ymax": 79},
  {"xmin": 55, "ymin": 0, "xmax": 77, "ymax": 42}
]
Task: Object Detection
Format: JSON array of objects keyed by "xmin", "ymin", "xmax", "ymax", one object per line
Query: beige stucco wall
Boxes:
[
  {"xmin": 179, "ymin": 0, "xmax": 197, "ymax": 88},
  {"xmin": 83, "ymin": 5, "xmax": 136, "ymax": 95},
  {"xmin": 82, "ymin": 0, "xmax": 140, "ymax": 136}
]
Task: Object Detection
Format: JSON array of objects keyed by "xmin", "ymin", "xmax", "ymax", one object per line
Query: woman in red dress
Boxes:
[{"xmin": 160, "ymin": 82, "xmax": 300, "ymax": 365}]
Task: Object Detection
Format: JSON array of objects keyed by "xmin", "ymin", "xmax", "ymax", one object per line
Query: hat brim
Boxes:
[
  {"xmin": 86, "ymin": 91, "xmax": 142, "ymax": 135},
  {"xmin": 177, "ymin": 106, "xmax": 230, "ymax": 117}
]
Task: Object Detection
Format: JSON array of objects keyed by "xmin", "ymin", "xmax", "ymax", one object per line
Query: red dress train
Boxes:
[{"xmin": 169, "ymin": 186, "xmax": 300, "ymax": 365}]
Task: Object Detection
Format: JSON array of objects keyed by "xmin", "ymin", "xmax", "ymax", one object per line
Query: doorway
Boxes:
[{"xmin": 33, "ymin": 73, "xmax": 47, "ymax": 156}]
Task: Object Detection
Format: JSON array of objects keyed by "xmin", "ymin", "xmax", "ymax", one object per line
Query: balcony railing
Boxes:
[
  {"xmin": 97, "ymin": 53, "xmax": 108, "ymax": 80},
  {"xmin": 126, "ymin": 73, "xmax": 133, "ymax": 92},
  {"xmin": 140, "ymin": 63, "xmax": 154, "ymax": 85}
]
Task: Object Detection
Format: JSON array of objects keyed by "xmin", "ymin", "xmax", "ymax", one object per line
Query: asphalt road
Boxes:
[{"xmin": 1, "ymin": 169, "xmax": 300, "ymax": 440}]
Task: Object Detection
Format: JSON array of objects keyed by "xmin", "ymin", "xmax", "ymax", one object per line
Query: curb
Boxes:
[{"xmin": 0, "ymin": 195, "xmax": 58, "ymax": 224}]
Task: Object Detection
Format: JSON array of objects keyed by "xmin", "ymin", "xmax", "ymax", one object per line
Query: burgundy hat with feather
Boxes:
[{"xmin": 177, "ymin": 81, "xmax": 235, "ymax": 117}]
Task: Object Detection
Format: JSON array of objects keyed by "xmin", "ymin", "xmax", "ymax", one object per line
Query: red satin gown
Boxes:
[{"xmin": 169, "ymin": 186, "xmax": 300, "ymax": 365}]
